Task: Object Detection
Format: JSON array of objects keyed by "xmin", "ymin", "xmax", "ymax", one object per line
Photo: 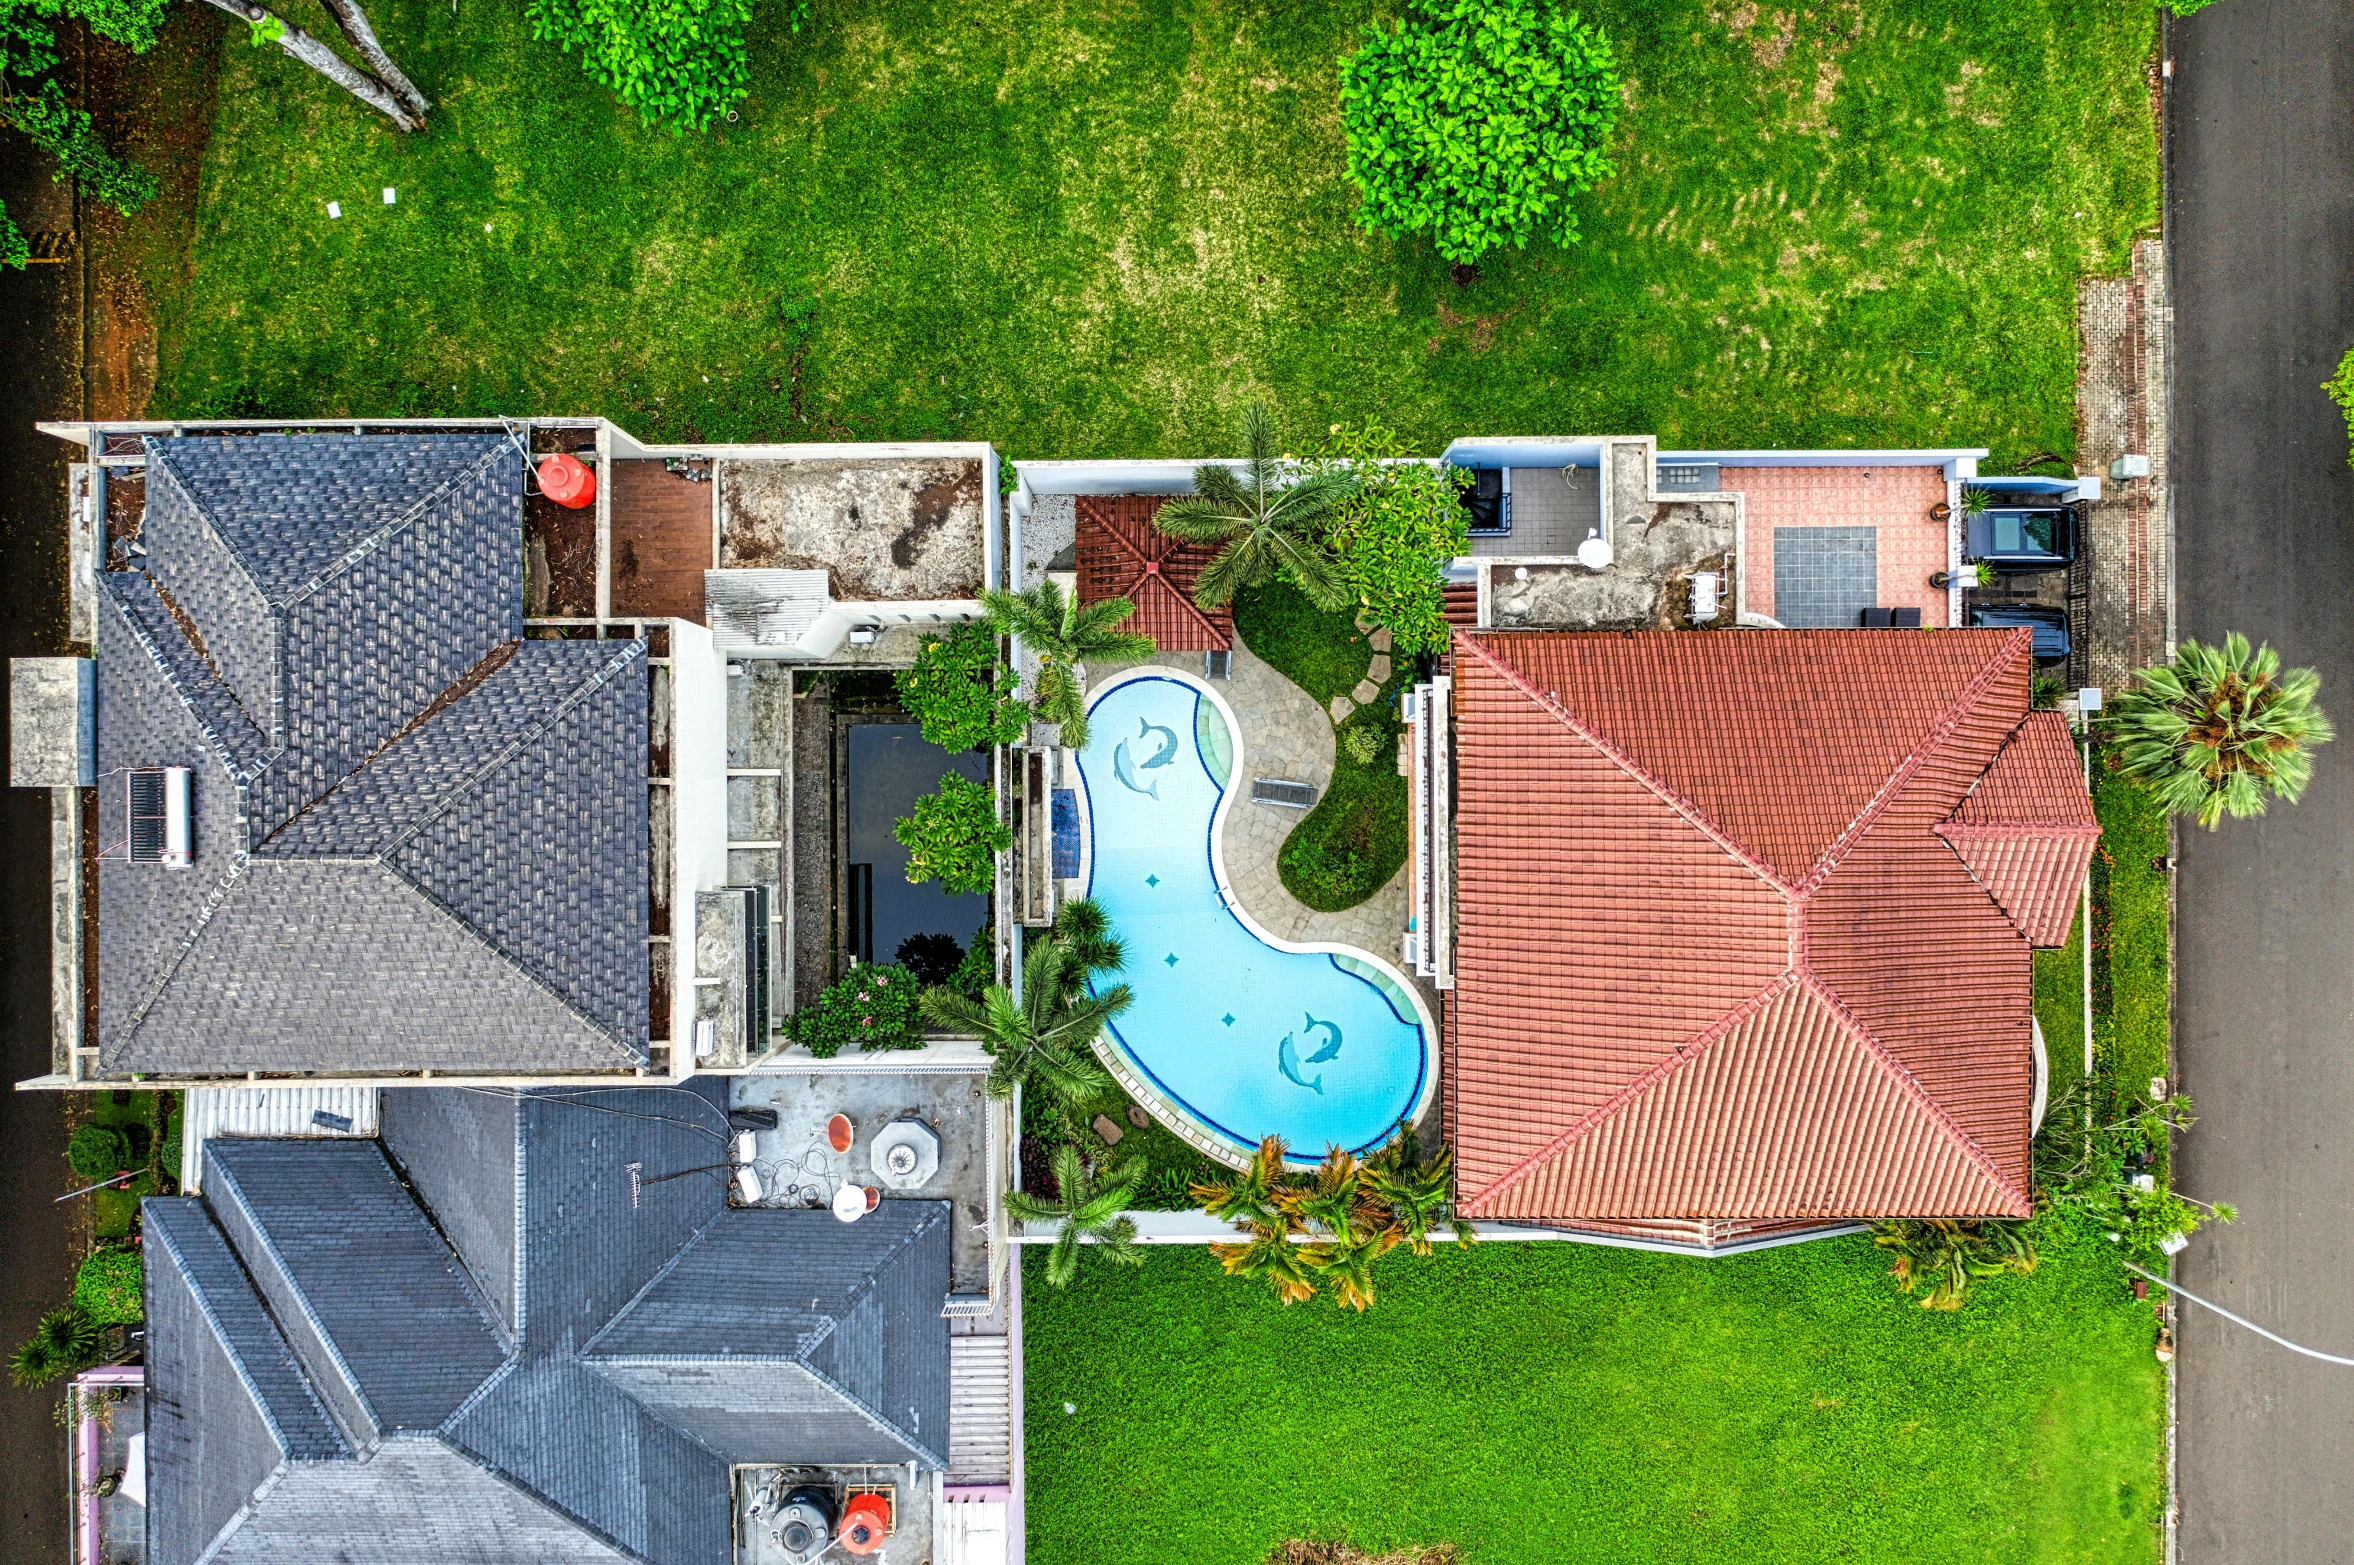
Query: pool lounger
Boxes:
[{"xmin": 1250, "ymin": 778, "xmax": 1318, "ymax": 809}]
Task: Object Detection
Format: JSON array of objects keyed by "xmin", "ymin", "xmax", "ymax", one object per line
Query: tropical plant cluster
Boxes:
[
  {"xmin": 1337, "ymin": 0, "xmax": 1621, "ymax": 266},
  {"xmin": 893, "ymin": 772, "xmax": 1010, "ymax": 894},
  {"xmin": 785, "ymin": 963, "xmax": 926, "ymax": 1056},
  {"xmin": 9, "ymin": 1303, "xmax": 101, "ymax": 1386},
  {"xmin": 2034, "ymin": 1083, "xmax": 2234, "ymax": 1263},
  {"xmin": 74, "ymin": 1246, "xmax": 144, "ymax": 1326},
  {"xmin": 1868, "ymin": 1218, "xmax": 2037, "ymax": 1311},
  {"xmin": 527, "ymin": 0, "xmax": 799, "ymax": 130},
  {"xmin": 1194, "ymin": 1128, "xmax": 1468, "ymax": 1311},
  {"xmin": 2104, "ymin": 632, "xmax": 2332, "ymax": 829},
  {"xmin": 893, "ymin": 622, "xmax": 1028, "ymax": 753},
  {"xmin": 1311, "ymin": 416, "xmax": 1470, "ymax": 657},
  {"xmin": 2326, "ymin": 347, "xmax": 2354, "ymax": 469},
  {"xmin": 920, "ymin": 903, "xmax": 1127, "ymax": 1108},
  {"xmin": 0, "ymin": 0, "xmax": 164, "ymax": 265}
]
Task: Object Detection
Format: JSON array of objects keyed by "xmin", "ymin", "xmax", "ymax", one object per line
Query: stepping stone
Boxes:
[
  {"xmin": 1367, "ymin": 625, "xmax": 1393, "ymax": 653},
  {"xmin": 1328, "ymin": 695, "xmax": 1355, "ymax": 722},
  {"xmin": 1092, "ymin": 1114, "xmax": 1125, "ymax": 1146},
  {"xmin": 1350, "ymin": 678, "xmax": 1381, "ymax": 705},
  {"xmin": 1354, "ymin": 612, "xmax": 1375, "ymax": 634},
  {"xmin": 1368, "ymin": 654, "xmax": 1392, "ymax": 684},
  {"xmin": 1126, "ymin": 1105, "xmax": 1149, "ymax": 1128}
]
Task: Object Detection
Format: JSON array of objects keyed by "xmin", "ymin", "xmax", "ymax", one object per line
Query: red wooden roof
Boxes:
[
  {"xmin": 1449, "ymin": 627, "xmax": 2098, "ymax": 1224},
  {"xmin": 1073, "ymin": 496, "xmax": 1232, "ymax": 652}
]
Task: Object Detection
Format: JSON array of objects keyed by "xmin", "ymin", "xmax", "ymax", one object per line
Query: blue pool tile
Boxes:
[
  {"xmin": 1050, "ymin": 788, "xmax": 1080, "ymax": 878},
  {"xmin": 1145, "ymin": 873, "xmax": 1159, "ymax": 888},
  {"xmin": 1222, "ymin": 1013, "xmax": 1235, "ymax": 1027},
  {"xmin": 1164, "ymin": 953, "xmax": 1180, "ymax": 967}
]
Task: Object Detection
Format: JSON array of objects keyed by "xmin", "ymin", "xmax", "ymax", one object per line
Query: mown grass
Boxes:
[
  {"xmin": 153, "ymin": 0, "xmax": 2153, "ymax": 462},
  {"xmin": 2087, "ymin": 755, "xmax": 2169, "ymax": 1094},
  {"xmin": 1025, "ymin": 1228, "xmax": 2164, "ymax": 1565}
]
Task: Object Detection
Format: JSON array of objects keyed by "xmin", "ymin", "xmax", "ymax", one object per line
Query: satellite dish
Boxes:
[
  {"xmin": 832, "ymin": 1183, "xmax": 868, "ymax": 1222},
  {"xmin": 1577, "ymin": 534, "xmax": 1614, "ymax": 571}
]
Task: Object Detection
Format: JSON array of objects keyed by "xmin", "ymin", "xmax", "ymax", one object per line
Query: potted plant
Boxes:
[
  {"xmin": 1931, "ymin": 561, "xmax": 1996, "ymax": 591},
  {"xmin": 1961, "ymin": 485, "xmax": 1993, "ymax": 515}
]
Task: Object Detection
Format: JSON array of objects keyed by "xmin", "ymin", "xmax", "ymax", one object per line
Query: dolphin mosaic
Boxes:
[
  {"xmin": 1277, "ymin": 1034, "xmax": 1323, "ymax": 1095},
  {"xmin": 1301, "ymin": 1013, "xmax": 1343, "ymax": 1064}
]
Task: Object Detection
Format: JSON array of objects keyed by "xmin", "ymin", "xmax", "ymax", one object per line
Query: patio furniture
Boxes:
[{"xmin": 1250, "ymin": 778, "xmax": 1317, "ymax": 809}]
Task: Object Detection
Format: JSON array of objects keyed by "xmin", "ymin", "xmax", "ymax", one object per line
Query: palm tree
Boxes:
[
  {"xmin": 980, "ymin": 578, "xmax": 1156, "ymax": 751},
  {"xmin": 1281, "ymin": 1147, "xmax": 1398, "ymax": 1311},
  {"xmin": 1153, "ymin": 403, "xmax": 1359, "ymax": 613},
  {"xmin": 1364, "ymin": 1123, "xmax": 1474, "ymax": 1256},
  {"xmin": 920, "ymin": 935, "xmax": 1126, "ymax": 1106},
  {"xmin": 1007, "ymin": 1142, "xmax": 1147, "ymax": 1287},
  {"xmin": 2105, "ymin": 632, "xmax": 2334, "ymax": 828},
  {"xmin": 9, "ymin": 1305, "xmax": 99, "ymax": 1387},
  {"xmin": 1050, "ymin": 898, "xmax": 1125, "ymax": 1001},
  {"xmin": 1210, "ymin": 1214, "xmax": 1319, "ymax": 1305},
  {"xmin": 1192, "ymin": 1135, "xmax": 1294, "ymax": 1229},
  {"xmin": 1869, "ymin": 1218, "xmax": 2036, "ymax": 1311}
]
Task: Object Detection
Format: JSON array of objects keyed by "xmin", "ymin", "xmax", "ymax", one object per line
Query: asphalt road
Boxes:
[
  {"xmin": 2170, "ymin": 1, "xmax": 2354, "ymax": 1559},
  {"xmin": 0, "ymin": 127, "xmax": 83, "ymax": 1563}
]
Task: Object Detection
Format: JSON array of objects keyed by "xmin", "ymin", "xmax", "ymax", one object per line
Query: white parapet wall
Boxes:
[{"xmin": 669, "ymin": 617, "xmax": 731, "ymax": 1070}]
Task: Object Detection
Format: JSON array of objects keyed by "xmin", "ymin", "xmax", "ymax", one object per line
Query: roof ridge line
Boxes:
[
  {"xmin": 1790, "ymin": 628, "xmax": 2033, "ymax": 898},
  {"xmin": 147, "ymin": 1206, "xmax": 347, "ymax": 1460},
  {"xmin": 113, "ymin": 850, "xmax": 254, "ymax": 1057},
  {"xmin": 373, "ymin": 866, "xmax": 640, "ymax": 1060},
  {"xmin": 1457, "ymin": 974, "xmax": 1799, "ymax": 1217},
  {"xmin": 578, "ymin": 1208, "xmax": 731, "ymax": 1358},
  {"xmin": 1789, "ymin": 971, "xmax": 2032, "ymax": 1215},
  {"xmin": 1456, "ymin": 632, "xmax": 1799, "ymax": 896},
  {"xmin": 1934, "ymin": 820, "xmax": 2103, "ymax": 838},
  {"xmin": 275, "ymin": 438, "xmax": 513, "ymax": 611},
  {"xmin": 372, "ymin": 639, "xmax": 646, "ymax": 867}
]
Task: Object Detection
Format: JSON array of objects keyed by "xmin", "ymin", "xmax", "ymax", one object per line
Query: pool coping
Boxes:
[{"xmin": 1074, "ymin": 666, "xmax": 1439, "ymax": 1170}]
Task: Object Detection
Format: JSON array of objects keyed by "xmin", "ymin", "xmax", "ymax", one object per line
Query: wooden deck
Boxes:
[{"xmin": 609, "ymin": 460, "xmax": 715, "ymax": 622}]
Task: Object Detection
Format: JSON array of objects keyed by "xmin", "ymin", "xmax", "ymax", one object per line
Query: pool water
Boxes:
[{"xmin": 1076, "ymin": 673, "xmax": 1433, "ymax": 1164}]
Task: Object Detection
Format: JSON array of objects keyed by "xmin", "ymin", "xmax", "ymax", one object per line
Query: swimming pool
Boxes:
[{"xmin": 1075, "ymin": 671, "xmax": 1435, "ymax": 1166}]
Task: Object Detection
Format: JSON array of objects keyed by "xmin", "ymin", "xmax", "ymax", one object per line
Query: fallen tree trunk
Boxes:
[{"xmin": 194, "ymin": 0, "xmax": 424, "ymax": 132}]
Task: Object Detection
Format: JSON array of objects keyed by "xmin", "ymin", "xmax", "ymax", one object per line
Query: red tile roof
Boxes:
[
  {"xmin": 1937, "ymin": 711, "xmax": 2100, "ymax": 948},
  {"xmin": 1074, "ymin": 496, "xmax": 1232, "ymax": 652},
  {"xmin": 1449, "ymin": 627, "xmax": 2096, "ymax": 1223}
]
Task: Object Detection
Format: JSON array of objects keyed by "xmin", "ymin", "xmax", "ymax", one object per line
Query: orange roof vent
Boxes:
[
  {"xmin": 536, "ymin": 452, "xmax": 596, "ymax": 509},
  {"xmin": 840, "ymin": 1491, "xmax": 892, "ymax": 1554}
]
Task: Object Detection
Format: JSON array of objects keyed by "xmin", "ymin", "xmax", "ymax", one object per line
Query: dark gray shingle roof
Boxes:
[
  {"xmin": 97, "ymin": 434, "xmax": 649, "ymax": 1075},
  {"xmin": 145, "ymin": 1086, "xmax": 952, "ymax": 1564}
]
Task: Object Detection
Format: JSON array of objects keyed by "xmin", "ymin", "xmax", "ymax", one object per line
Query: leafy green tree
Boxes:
[
  {"xmin": 2325, "ymin": 347, "xmax": 2354, "ymax": 469},
  {"xmin": 73, "ymin": 1248, "xmax": 142, "ymax": 1325},
  {"xmin": 893, "ymin": 772, "xmax": 1010, "ymax": 894},
  {"xmin": 919, "ymin": 934, "xmax": 1128, "ymax": 1106},
  {"xmin": 527, "ymin": 0, "xmax": 802, "ymax": 130},
  {"xmin": 1338, "ymin": 0, "xmax": 1621, "ymax": 266},
  {"xmin": 1154, "ymin": 404, "xmax": 1359, "ymax": 615},
  {"xmin": 979, "ymin": 578, "xmax": 1155, "ymax": 751},
  {"xmin": 1312, "ymin": 416, "xmax": 1468, "ymax": 656},
  {"xmin": 1869, "ymin": 1218, "xmax": 2036, "ymax": 1311},
  {"xmin": 9, "ymin": 1305, "xmax": 99, "ymax": 1386},
  {"xmin": 2034, "ymin": 1084, "xmax": 2236, "ymax": 1262},
  {"xmin": 2105, "ymin": 633, "xmax": 2334, "ymax": 829},
  {"xmin": 948, "ymin": 922, "xmax": 994, "ymax": 999},
  {"xmin": 1007, "ymin": 1141, "xmax": 1146, "ymax": 1288},
  {"xmin": 893, "ymin": 622, "xmax": 1027, "ymax": 753}
]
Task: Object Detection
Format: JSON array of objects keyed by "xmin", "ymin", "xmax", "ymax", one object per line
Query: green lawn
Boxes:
[
  {"xmin": 1025, "ymin": 1231, "xmax": 2165, "ymax": 1565},
  {"xmin": 152, "ymin": 0, "xmax": 2152, "ymax": 462}
]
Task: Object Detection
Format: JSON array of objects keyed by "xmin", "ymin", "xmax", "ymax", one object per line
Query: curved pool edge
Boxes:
[{"xmin": 1076, "ymin": 665, "xmax": 1440, "ymax": 1169}]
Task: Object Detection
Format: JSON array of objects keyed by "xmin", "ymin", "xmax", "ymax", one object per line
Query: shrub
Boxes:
[
  {"xmin": 73, "ymin": 1248, "xmax": 142, "ymax": 1326},
  {"xmin": 527, "ymin": 0, "xmax": 803, "ymax": 130},
  {"xmin": 785, "ymin": 964, "xmax": 925, "ymax": 1057},
  {"xmin": 949, "ymin": 923, "xmax": 995, "ymax": 999},
  {"xmin": 1232, "ymin": 580, "xmax": 1373, "ymax": 705},
  {"xmin": 1314, "ymin": 417, "xmax": 1469, "ymax": 656},
  {"xmin": 67, "ymin": 1125, "xmax": 130, "ymax": 1180},
  {"xmin": 894, "ymin": 623, "xmax": 1028, "ymax": 753},
  {"xmin": 1342, "ymin": 725, "xmax": 1383, "ymax": 767},
  {"xmin": 1338, "ymin": 0, "xmax": 1621, "ymax": 266},
  {"xmin": 9, "ymin": 1305, "xmax": 100, "ymax": 1387},
  {"xmin": 894, "ymin": 773, "xmax": 1011, "ymax": 894},
  {"xmin": 2326, "ymin": 347, "xmax": 2354, "ymax": 469}
]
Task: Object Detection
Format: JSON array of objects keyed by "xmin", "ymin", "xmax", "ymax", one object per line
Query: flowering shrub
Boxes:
[{"xmin": 786, "ymin": 964, "xmax": 925, "ymax": 1057}]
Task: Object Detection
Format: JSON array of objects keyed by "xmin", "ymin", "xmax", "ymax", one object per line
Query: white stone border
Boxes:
[{"xmin": 1073, "ymin": 666, "xmax": 1441, "ymax": 1169}]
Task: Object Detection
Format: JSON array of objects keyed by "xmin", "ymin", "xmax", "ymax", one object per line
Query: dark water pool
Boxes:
[{"xmin": 843, "ymin": 724, "xmax": 989, "ymax": 972}]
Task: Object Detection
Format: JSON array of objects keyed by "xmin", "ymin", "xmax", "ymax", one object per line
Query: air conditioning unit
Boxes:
[{"xmin": 127, "ymin": 766, "xmax": 191, "ymax": 867}]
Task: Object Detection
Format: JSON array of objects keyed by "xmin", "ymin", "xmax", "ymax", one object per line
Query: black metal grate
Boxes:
[{"xmin": 2065, "ymin": 511, "xmax": 2092, "ymax": 690}]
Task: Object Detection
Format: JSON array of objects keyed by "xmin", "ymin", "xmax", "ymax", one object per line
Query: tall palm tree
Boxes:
[
  {"xmin": 980, "ymin": 578, "xmax": 1156, "ymax": 751},
  {"xmin": 1192, "ymin": 1135, "xmax": 1294, "ymax": 1229},
  {"xmin": 1050, "ymin": 898, "xmax": 1125, "ymax": 1001},
  {"xmin": 1153, "ymin": 403, "xmax": 1359, "ymax": 613},
  {"xmin": 919, "ymin": 935, "xmax": 1125, "ymax": 1106},
  {"xmin": 2105, "ymin": 632, "xmax": 2334, "ymax": 828},
  {"xmin": 1210, "ymin": 1214, "xmax": 1319, "ymax": 1305},
  {"xmin": 1364, "ymin": 1123, "xmax": 1474, "ymax": 1256},
  {"xmin": 1008, "ymin": 1142, "xmax": 1147, "ymax": 1288}
]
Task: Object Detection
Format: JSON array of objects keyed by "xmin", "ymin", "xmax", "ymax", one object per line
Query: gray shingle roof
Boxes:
[
  {"xmin": 145, "ymin": 1086, "xmax": 954, "ymax": 1565},
  {"xmin": 96, "ymin": 434, "xmax": 648, "ymax": 1075}
]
